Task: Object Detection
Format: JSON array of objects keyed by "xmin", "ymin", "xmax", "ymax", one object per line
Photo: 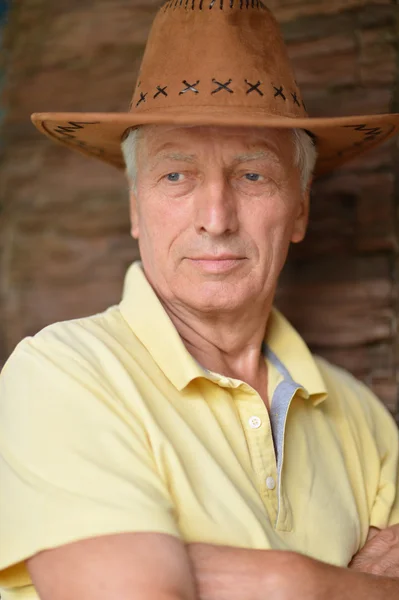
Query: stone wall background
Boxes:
[{"xmin": 0, "ymin": 0, "xmax": 398, "ymax": 419}]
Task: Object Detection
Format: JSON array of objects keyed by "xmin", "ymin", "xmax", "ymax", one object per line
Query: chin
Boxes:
[{"xmin": 178, "ymin": 282, "xmax": 249, "ymax": 313}]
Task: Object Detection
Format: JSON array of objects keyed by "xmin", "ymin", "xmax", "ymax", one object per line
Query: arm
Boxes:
[
  {"xmin": 27, "ymin": 532, "xmax": 197, "ymax": 600},
  {"xmin": 187, "ymin": 538, "xmax": 399, "ymax": 600}
]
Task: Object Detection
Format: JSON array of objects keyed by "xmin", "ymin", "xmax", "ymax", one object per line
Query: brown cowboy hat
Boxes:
[{"xmin": 31, "ymin": 0, "xmax": 399, "ymax": 178}]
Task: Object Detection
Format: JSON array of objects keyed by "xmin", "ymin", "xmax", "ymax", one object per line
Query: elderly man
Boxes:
[{"xmin": 1, "ymin": 2, "xmax": 399, "ymax": 599}]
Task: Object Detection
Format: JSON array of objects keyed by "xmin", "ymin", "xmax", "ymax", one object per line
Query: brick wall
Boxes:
[{"xmin": 0, "ymin": 0, "xmax": 398, "ymax": 418}]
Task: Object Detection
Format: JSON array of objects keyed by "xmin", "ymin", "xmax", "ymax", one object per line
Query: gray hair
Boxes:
[{"xmin": 122, "ymin": 126, "xmax": 317, "ymax": 193}]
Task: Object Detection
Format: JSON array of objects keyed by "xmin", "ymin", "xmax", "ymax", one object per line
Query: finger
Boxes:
[{"xmin": 367, "ymin": 527, "xmax": 381, "ymax": 542}]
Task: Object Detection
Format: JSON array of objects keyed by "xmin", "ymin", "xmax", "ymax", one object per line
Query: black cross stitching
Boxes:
[
  {"xmin": 53, "ymin": 121, "xmax": 100, "ymax": 138},
  {"xmin": 304, "ymin": 129, "xmax": 317, "ymax": 146},
  {"xmin": 245, "ymin": 79, "xmax": 263, "ymax": 96},
  {"xmin": 343, "ymin": 124, "xmax": 383, "ymax": 140},
  {"xmin": 199, "ymin": 0, "xmax": 204, "ymax": 8},
  {"xmin": 230, "ymin": 0, "xmax": 234, "ymax": 6},
  {"xmin": 273, "ymin": 85, "xmax": 286, "ymax": 101},
  {"xmin": 154, "ymin": 85, "xmax": 168, "ymax": 99},
  {"xmin": 136, "ymin": 92, "xmax": 148, "ymax": 107},
  {"xmin": 179, "ymin": 80, "xmax": 200, "ymax": 94},
  {"xmin": 212, "ymin": 78, "xmax": 234, "ymax": 94},
  {"xmin": 291, "ymin": 92, "xmax": 300, "ymax": 107},
  {"xmin": 209, "ymin": 0, "xmax": 216, "ymax": 7}
]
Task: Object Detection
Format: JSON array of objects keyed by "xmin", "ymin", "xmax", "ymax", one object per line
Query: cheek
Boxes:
[
  {"xmin": 243, "ymin": 196, "xmax": 294, "ymax": 242},
  {"xmin": 137, "ymin": 193, "xmax": 189, "ymax": 258}
]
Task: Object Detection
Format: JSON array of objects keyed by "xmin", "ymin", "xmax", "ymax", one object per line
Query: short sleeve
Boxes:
[
  {"xmin": 0, "ymin": 329, "xmax": 181, "ymax": 590},
  {"xmin": 387, "ymin": 459, "xmax": 399, "ymax": 526},
  {"xmin": 366, "ymin": 389, "xmax": 399, "ymax": 529}
]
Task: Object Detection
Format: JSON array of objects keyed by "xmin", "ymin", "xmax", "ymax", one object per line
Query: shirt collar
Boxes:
[
  {"xmin": 119, "ymin": 262, "xmax": 204, "ymax": 391},
  {"xmin": 264, "ymin": 308, "xmax": 328, "ymax": 406},
  {"xmin": 119, "ymin": 261, "xmax": 327, "ymax": 404}
]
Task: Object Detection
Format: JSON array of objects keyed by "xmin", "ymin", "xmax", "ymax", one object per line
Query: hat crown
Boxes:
[
  {"xmin": 162, "ymin": 0, "xmax": 268, "ymax": 10},
  {"xmin": 130, "ymin": 0, "xmax": 307, "ymax": 119}
]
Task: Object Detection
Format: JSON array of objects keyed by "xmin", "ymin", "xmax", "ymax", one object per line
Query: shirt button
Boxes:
[
  {"xmin": 248, "ymin": 416, "xmax": 262, "ymax": 429},
  {"xmin": 266, "ymin": 476, "xmax": 276, "ymax": 490}
]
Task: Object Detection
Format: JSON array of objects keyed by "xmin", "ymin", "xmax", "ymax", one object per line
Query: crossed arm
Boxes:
[{"xmin": 26, "ymin": 525, "xmax": 399, "ymax": 600}]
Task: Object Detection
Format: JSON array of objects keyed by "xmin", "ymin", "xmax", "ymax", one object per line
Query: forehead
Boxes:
[{"xmin": 141, "ymin": 125, "xmax": 293, "ymax": 160}]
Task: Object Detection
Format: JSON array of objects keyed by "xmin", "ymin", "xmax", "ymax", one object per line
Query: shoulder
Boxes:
[
  {"xmin": 313, "ymin": 354, "xmax": 398, "ymax": 445},
  {"xmin": 0, "ymin": 306, "xmax": 154, "ymax": 460},
  {"xmin": 0, "ymin": 304, "xmax": 149, "ymax": 431},
  {"xmin": 1, "ymin": 304, "xmax": 137, "ymax": 382}
]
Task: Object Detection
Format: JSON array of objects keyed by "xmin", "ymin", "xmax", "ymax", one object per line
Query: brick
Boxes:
[{"xmin": 358, "ymin": 28, "xmax": 397, "ymax": 85}]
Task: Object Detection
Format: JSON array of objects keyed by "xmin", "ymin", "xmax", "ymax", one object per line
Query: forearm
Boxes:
[
  {"xmin": 187, "ymin": 543, "xmax": 399, "ymax": 600},
  {"xmin": 187, "ymin": 543, "xmax": 283, "ymax": 600}
]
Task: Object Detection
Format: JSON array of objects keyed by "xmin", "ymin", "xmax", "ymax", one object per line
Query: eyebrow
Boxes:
[
  {"xmin": 149, "ymin": 147, "xmax": 281, "ymax": 170},
  {"xmin": 232, "ymin": 150, "xmax": 281, "ymax": 165},
  {"xmin": 149, "ymin": 151, "xmax": 197, "ymax": 171}
]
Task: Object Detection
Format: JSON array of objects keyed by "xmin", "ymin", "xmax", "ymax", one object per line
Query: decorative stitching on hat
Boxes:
[
  {"xmin": 163, "ymin": 0, "xmax": 267, "ymax": 8},
  {"xmin": 273, "ymin": 85, "xmax": 286, "ymax": 101},
  {"xmin": 304, "ymin": 130, "xmax": 317, "ymax": 146},
  {"xmin": 212, "ymin": 78, "xmax": 234, "ymax": 94},
  {"xmin": 245, "ymin": 79, "xmax": 264, "ymax": 96},
  {"xmin": 154, "ymin": 85, "xmax": 168, "ymax": 99},
  {"xmin": 47, "ymin": 121, "xmax": 105, "ymax": 158},
  {"xmin": 291, "ymin": 92, "xmax": 300, "ymax": 107},
  {"xmin": 342, "ymin": 123, "xmax": 384, "ymax": 141},
  {"xmin": 53, "ymin": 121, "xmax": 100, "ymax": 138},
  {"xmin": 136, "ymin": 92, "xmax": 148, "ymax": 107},
  {"xmin": 179, "ymin": 80, "xmax": 200, "ymax": 94}
]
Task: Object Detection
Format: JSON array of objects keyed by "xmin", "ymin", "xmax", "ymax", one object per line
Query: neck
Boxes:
[{"xmin": 159, "ymin": 297, "xmax": 274, "ymax": 406}]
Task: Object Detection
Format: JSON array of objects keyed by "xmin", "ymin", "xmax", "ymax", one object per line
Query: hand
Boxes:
[{"xmin": 349, "ymin": 525, "xmax": 399, "ymax": 577}]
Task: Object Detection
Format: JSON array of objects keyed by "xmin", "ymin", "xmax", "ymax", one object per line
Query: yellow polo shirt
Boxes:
[{"xmin": 0, "ymin": 261, "xmax": 398, "ymax": 600}]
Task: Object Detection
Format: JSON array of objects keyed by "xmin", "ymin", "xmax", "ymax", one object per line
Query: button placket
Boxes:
[
  {"xmin": 248, "ymin": 415, "xmax": 262, "ymax": 429},
  {"xmin": 236, "ymin": 389, "xmax": 279, "ymax": 522}
]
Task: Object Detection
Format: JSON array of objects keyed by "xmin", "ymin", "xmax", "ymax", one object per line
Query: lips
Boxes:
[
  {"xmin": 190, "ymin": 255, "xmax": 243, "ymax": 261},
  {"xmin": 186, "ymin": 256, "xmax": 245, "ymax": 274}
]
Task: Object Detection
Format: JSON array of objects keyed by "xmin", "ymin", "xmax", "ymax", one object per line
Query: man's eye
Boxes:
[
  {"xmin": 165, "ymin": 172, "xmax": 184, "ymax": 182},
  {"xmin": 244, "ymin": 173, "xmax": 263, "ymax": 182}
]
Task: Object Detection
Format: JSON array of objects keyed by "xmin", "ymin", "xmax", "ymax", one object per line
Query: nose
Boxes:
[{"xmin": 193, "ymin": 177, "xmax": 239, "ymax": 237}]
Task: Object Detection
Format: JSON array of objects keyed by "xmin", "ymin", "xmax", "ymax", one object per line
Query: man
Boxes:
[{"xmin": 1, "ymin": 1, "xmax": 399, "ymax": 599}]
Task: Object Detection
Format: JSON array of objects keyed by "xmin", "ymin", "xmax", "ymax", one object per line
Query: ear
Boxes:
[
  {"xmin": 129, "ymin": 188, "xmax": 140, "ymax": 239},
  {"xmin": 291, "ymin": 179, "xmax": 311, "ymax": 244}
]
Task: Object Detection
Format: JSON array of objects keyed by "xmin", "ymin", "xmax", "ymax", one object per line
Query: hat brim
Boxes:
[{"xmin": 31, "ymin": 109, "xmax": 399, "ymax": 177}]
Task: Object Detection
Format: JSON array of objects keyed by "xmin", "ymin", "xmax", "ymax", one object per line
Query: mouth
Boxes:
[{"xmin": 186, "ymin": 256, "xmax": 246, "ymax": 274}]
